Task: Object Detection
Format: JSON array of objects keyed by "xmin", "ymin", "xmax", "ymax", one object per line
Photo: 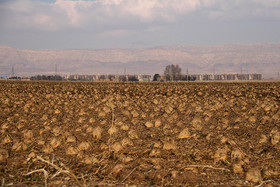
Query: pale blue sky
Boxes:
[{"xmin": 0, "ymin": 0, "xmax": 280, "ymax": 49}]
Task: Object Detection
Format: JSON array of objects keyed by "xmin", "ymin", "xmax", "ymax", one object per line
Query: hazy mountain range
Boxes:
[{"xmin": 1, "ymin": 43, "xmax": 280, "ymax": 79}]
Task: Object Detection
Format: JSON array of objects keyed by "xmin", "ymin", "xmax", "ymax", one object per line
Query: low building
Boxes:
[{"xmin": 190, "ymin": 73, "xmax": 262, "ymax": 81}]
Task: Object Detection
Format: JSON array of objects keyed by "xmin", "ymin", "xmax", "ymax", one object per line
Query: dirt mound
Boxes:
[{"xmin": 0, "ymin": 81, "xmax": 279, "ymax": 186}]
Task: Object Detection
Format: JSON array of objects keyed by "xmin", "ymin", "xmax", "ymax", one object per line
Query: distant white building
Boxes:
[{"xmin": 191, "ymin": 73, "xmax": 262, "ymax": 81}]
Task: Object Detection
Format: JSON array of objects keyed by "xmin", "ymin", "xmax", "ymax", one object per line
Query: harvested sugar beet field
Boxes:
[{"xmin": 1, "ymin": 81, "xmax": 280, "ymax": 186}]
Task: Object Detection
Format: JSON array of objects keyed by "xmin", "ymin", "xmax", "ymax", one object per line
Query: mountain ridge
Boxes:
[{"xmin": 1, "ymin": 43, "xmax": 280, "ymax": 79}]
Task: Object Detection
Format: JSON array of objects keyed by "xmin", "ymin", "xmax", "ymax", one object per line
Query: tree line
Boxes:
[
  {"xmin": 30, "ymin": 75, "xmax": 63, "ymax": 81},
  {"xmin": 153, "ymin": 64, "xmax": 196, "ymax": 81}
]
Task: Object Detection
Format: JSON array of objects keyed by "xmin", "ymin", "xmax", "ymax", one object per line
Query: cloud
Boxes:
[
  {"xmin": 253, "ymin": 0, "xmax": 280, "ymax": 8},
  {"xmin": 1, "ymin": 0, "xmax": 280, "ymax": 49},
  {"xmin": 44, "ymin": 0, "xmax": 207, "ymax": 26},
  {"xmin": 0, "ymin": 0, "xmax": 61, "ymax": 30},
  {"xmin": 1, "ymin": 0, "xmax": 279, "ymax": 31},
  {"xmin": 54, "ymin": 0, "xmax": 96, "ymax": 26},
  {"xmin": 55, "ymin": 0, "xmax": 280, "ymax": 25}
]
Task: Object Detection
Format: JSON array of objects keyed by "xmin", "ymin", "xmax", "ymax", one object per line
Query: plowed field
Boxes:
[{"xmin": 0, "ymin": 81, "xmax": 280, "ymax": 186}]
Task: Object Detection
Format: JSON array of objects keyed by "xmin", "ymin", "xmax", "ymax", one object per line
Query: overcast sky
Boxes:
[{"xmin": 0, "ymin": 0, "xmax": 280, "ymax": 49}]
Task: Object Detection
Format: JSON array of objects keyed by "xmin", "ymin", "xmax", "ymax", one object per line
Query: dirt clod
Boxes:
[
  {"xmin": 214, "ymin": 149, "xmax": 228, "ymax": 163},
  {"xmin": 271, "ymin": 131, "xmax": 280, "ymax": 145},
  {"xmin": 111, "ymin": 142, "xmax": 123, "ymax": 152},
  {"xmin": 233, "ymin": 163, "xmax": 244, "ymax": 174},
  {"xmin": 145, "ymin": 121, "xmax": 153, "ymax": 128},
  {"xmin": 178, "ymin": 128, "xmax": 191, "ymax": 139},
  {"xmin": 163, "ymin": 141, "xmax": 176, "ymax": 150},
  {"xmin": 0, "ymin": 148, "xmax": 9, "ymax": 161},
  {"xmin": 66, "ymin": 146, "xmax": 78, "ymax": 155},
  {"xmin": 1, "ymin": 81, "xmax": 279, "ymax": 186},
  {"xmin": 92, "ymin": 126, "xmax": 103, "ymax": 139},
  {"xmin": 246, "ymin": 168, "xmax": 263, "ymax": 183},
  {"xmin": 78, "ymin": 141, "xmax": 90, "ymax": 150}
]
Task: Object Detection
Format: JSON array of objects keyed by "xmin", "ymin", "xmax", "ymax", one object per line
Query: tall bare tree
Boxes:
[{"xmin": 164, "ymin": 64, "xmax": 182, "ymax": 81}]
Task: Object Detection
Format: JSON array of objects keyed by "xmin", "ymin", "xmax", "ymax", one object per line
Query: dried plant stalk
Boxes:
[
  {"xmin": 36, "ymin": 156, "xmax": 85, "ymax": 187},
  {"xmin": 186, "ymin": 165, "xmax": 230, "ymax": 172},
  {"xmin": 26, "ymin": 168, "xmax": 48, "ymax": 187}
]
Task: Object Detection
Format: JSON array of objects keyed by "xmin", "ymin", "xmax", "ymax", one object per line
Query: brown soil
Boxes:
[{"xmin": 0, "ymin": 81, "xmax": 280, "ymax": 186}]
